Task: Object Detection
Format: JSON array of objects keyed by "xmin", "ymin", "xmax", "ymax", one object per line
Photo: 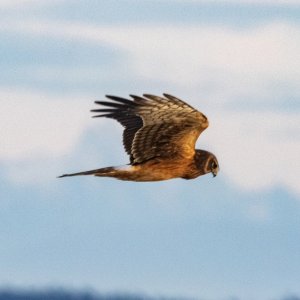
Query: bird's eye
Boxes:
[{"xmin": 211, "ymin": 161, "xmax": 217, "ymax": 169}]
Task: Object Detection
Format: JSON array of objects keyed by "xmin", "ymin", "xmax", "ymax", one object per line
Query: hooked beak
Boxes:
[{"xmin": 212, "ymin": 169, "xmax": 218, "ymax": 177}]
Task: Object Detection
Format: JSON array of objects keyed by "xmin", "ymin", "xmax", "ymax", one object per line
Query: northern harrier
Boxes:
[{"xmin": 59, "ymin": 94, "xmax": 219, "ymax": 181}]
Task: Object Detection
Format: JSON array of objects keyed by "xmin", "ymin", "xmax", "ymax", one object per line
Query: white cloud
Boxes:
[
  {"xmin": 0, "ymin": 88, "xmax": 89, "ymax": 161},
  {"xmin": 1, "ymin": 19, "xmax": 299, "ymax": 90},
  {"xmin": 203, "ymin": 110, "xmax": 300, "ymax": 196},
  {"xmin": 0, "ymin": 88, "xmax": 103, "ymax": 185},
  {"xmin": 0, "ymin": 0, "xmax": 35, "ymax": 7},
  {"xmin": 1, "ymin": 0, "xmax": 298, "ymax": 8},
  {"xmin": 0, "ymin": 0, "xmax": 61, "ymax": 8},
  {"xmin": 0, "ymin": 19, "xmax": 299, "ymax": 196},
  {"xmin": 173, "ymin": 0, "xmax": 300, "ymax": 5}
]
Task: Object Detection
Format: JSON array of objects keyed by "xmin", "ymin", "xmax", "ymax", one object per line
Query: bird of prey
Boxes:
[{"xmin": 59, "ymin": 94, "xmax": 219, "ymax": 181}]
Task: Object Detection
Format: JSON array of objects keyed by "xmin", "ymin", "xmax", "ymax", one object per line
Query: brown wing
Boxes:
[{"xmin": 91, "ymin": 93, "xmax": 208, "ymax": 164}]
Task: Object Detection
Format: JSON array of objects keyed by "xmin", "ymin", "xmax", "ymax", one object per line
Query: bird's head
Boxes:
[
  {"xmin": 195, "ymin": 150, "xmax": 219, "ymax": 178},
  {"xmin": 209, "ymin": 155, "xmax": 219, "ymax": 177}
]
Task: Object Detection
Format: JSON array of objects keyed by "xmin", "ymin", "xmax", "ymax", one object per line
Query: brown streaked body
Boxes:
[{"xmin": 59, "ymin": 94, "xmax": 219, "ymax": 181}]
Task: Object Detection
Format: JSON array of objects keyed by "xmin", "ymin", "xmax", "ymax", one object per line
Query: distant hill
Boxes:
[
  {"xmin": 0, "ymin": 289, "xmax": 186, "ymax": 300},
  {"xmin": 0, "ymin": 288, "xmax": 299, "ymax": 300}
]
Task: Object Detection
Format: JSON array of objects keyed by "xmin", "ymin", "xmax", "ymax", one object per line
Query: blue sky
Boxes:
[{"xmin": 0, "ymin": 1, "xmax": 300, "ymax": 299}]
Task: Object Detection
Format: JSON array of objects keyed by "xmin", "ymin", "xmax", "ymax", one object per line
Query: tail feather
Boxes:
[{"xmin": 58, "ymin": 167, "xmax": 115, "ymax": 178}]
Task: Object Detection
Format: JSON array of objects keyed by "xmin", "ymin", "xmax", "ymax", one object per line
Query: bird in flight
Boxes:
[{"xmin": 59, "ymin": 93, "xmax": 219, "ymax": 181}]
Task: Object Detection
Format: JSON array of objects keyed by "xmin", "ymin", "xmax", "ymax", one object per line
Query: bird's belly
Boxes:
[{"xmin": 115, "ymin": 160, "xmax": 189, "ymax": 182}]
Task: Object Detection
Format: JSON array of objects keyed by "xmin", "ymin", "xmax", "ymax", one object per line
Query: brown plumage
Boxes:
[{"xmin": 59, "ymin": 93, "xmax": 219, "ymax": 181}]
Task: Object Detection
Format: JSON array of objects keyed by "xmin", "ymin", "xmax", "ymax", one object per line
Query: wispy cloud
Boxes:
[
  {"xmin": 1, "ymin": 0, "xmax": 299, "ymax": 8},
  {"xmin": 173, "ymin": 0, "xmax": 300, "ymax": 5},
  {"xmin": 0, "ymin": 88, "xmax": 88, "ymax": 161},
  {"xmin": 0, "ymin": 0, "xmax": 61, "ymax": 8},
  {"xmin": 207, "ymin": 110, "xmax": 300, "ymax": 196},
  {"xmin": 0, "ymin": 0, "xmax": 35, "ymax": 7},
  {"xmin": 1, "ymin": 20, "xmax": 299, "ymax": 88}
]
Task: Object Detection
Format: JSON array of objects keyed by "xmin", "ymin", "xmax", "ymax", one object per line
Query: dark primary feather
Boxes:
[
  {"xmin": 91, "ymin": 95, "xmax": 143, "ymax": 162},
  {"xmin": 91, "ymin": 94, "xmax": 209, "ymax": 164}
]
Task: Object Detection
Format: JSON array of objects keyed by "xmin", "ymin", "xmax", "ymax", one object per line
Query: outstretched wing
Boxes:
[{"xmin": 91, "ymin": 93, "xmax": 209, "ymax": 164}]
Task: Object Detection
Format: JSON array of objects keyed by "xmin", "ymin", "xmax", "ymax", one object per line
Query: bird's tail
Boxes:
[{"xmin": 58, "ymin": 166, "xmax": 117, "ymax": 178}]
